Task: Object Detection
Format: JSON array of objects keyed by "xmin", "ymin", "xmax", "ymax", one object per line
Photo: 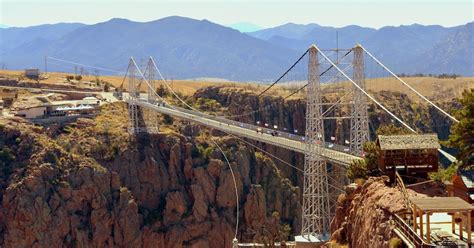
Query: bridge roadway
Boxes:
[{"xmin": 134, "ymin": 100, "xmax": 362, "ymax": 166}]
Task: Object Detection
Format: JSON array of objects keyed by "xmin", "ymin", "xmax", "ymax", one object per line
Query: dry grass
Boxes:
[
  {"xmin": 315, "ymin": 76, "xmax": 474, "ymax": 102},
  {"xmin": 0, "ymin": 70, "xmax": 238, "ymax": 96},
  {"xmin": 366, "ymin": 77, "xmax": 474, "ymax": 102},
  {"xmin": 1, "ymin": 70, "xmax": 473, "ymax": 100}
]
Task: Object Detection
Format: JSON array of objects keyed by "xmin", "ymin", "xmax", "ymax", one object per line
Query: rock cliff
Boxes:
[
  {"xmin": 193, "ymin": 85, "xmax": 456, "ymax": 189},
  {"xmin": 329, "ymin": 177, "xmax": 406, "ymax": 248},
  {"xmin": 0, "ymin": 102, "xmax": 301, "ymax": 247},
  {"xmin": 0, "ymin": 85, "xmax": 460, "ymax": 247}
]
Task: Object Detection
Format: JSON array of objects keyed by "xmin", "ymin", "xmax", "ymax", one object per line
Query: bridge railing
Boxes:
[
  {"xmin": 170, "ymin": 104, "xmax": 351, "ymax": 153},
  {"xmin": 135, "ymin": 100, "xmax": 360, "ymax": 165},
  {"xmin": 395, "ymin": 171, "xmax": 412, "ymax": 210},
  {"xmin": 391, "ymin": 213, "xmax": 436, "ymax": 248}
]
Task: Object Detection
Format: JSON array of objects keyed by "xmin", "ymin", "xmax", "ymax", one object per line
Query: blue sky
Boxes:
[{"xmin": 1, "ymin": 0, "xmax": 472, "ymax": 28}]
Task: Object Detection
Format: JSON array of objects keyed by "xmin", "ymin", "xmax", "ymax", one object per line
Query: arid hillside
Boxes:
[{"xmin": 1, "ymin": 69, "xmax": 473, "ymax": 100}]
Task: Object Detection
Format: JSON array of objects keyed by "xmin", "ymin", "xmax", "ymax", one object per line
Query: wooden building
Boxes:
[
  {"xmin": 376, "ymin": 134, "xmax": 440, "ymax": 180},
  {"xmin": 447, "ymin": 169, "xmax": 474, "ymax": 226},
  {"xmin": 24, "ymin": 68, "xmax": 40, "ymax": 79},
  {"xmin": 411, "ymin": 197, "xmax": 473, "ymax": 246},
  {"xmin": 447, "ymin": 170, "xmax": 474, "ymax": 204}
]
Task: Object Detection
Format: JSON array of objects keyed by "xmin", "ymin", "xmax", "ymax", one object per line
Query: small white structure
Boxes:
[
  {"xmin": 82, "ymin": 96, "xmax": 100, "ymax": 105},
  {"xmin": 25, "ymin": 68, "xmax": 40, "ymax": 78}
]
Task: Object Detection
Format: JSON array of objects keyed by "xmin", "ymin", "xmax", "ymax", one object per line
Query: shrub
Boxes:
[
  {"xmin": 202, "ymin": 146, "xmax": 213, "ymax": 160},
  {"xmin": 104, "ymin": 82, "xmax": 111, "ymax": 92},
  {"xmin": 429, "ymin": 163, "xmax": 458, "ymax": 182},
  {"xmin": 445, "ymin": 89, "xmax": 474, "ymax": 166},
  {"xmin": 191, "ymin": 145, "xmax": 200, "ymax": 158},
  {"xmin": 337, "ymin": 193, "xmax": 347, "ymax": 204},
  {"xmin": 347, "ymin": 159, "xmax": 368, "ymax": 181},
  {"xmin": 163, "ymin": 114, "xmax": 173, "ymax": 125},
  {"xmin": 157, "ymin": 85, "xmax": 169, "ymax": 97},
  {"xmin": 75, "ymin": 75, "xmax": 82, "ymax": 81},
  {"xmin": 376, "ymin": 124, "xmax": 411, "ymax": 136},
  {"xmin": 354, "ymin": 178, "xmax": 366, "ymax": 186},
  {"xmin": 389, "ymin": 237, "xmax": 402, "ymax": 248}
]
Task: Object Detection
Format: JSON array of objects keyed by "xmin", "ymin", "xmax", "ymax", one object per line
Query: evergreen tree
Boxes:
[{"xmin": 446, "ymin": 89, "xmax": 474, "ymax": 168}]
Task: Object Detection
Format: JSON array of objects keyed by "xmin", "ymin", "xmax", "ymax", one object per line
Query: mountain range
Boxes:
[{"xmin": 0, "ymin": 16, "xmax": 472, "ymax": 81}]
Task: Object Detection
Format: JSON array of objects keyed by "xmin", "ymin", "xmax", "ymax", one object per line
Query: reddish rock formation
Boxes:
[
  {"xmin": 244, "ymin": 185, "xmax": 267, "ymax": 231},
  {"xmin": 330, "ymin": 177, "xmax": 407, "ymax": 248},
  {"xmin": 0, "ymin": 117, "xmax": 142, "ymax": 248},
  {"xmin": 0, "ymin": 102, "xmax": 301, "ymax": 247}
]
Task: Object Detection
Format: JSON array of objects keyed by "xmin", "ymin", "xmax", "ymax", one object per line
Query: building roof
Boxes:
[
  {"xmin": 459, "ymin": 169, "xmax": 474, "ymax": 189},
  {"xmin": 55, "ymin": 105, "xmax": 94, "ymax": 111},
  {"xmin": 410, "ymin": 197, "xmax": 474, "ymax": 212},
  {"xmin": 377, "ymin": 134, "xmax": 440, "ymax": 150},
  {"xmin": 82, "ymin": 96, "xmax": 98, "ymax": 101}
]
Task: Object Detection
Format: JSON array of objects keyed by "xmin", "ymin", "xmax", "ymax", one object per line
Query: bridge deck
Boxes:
[{"xmin": 135, "ymin": 100, "xmax": 362, "ymax": 166}]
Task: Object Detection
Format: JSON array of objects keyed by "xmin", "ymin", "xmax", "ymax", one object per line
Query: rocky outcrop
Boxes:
[
  {"xmin": 2, "ymin": 84, "xmax": 456, "ymax": 247},
  {"xmin": 0, "ymin": 102, "xmax": 301, "ymax": 247},
  {"xmin": 0, "ymin": 117, "xmax": 142, "ymax": 248},
  {"xmin": 244, "ymin": 185, "xmax": 267, "ymax": 231},
  {"xmin": 194, "ymin": 86, "xmax": 457, "ymax": 191},
  {"xmin": 330, "ymin": 177, "xmax": 406, "ymax": 248}
]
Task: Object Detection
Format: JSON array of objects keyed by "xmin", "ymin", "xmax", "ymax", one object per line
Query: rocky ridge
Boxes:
[
  {"xmin": 329, "ymin": 177, "xmax": 406, "ymax": 248},
  {"xmin": 0, "ymin": 102, "xmax": 301, "ymax": 247}
]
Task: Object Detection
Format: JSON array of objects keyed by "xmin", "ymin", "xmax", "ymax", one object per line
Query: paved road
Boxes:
[{"xmin": 136, "ymin": 100, "xmax": 362, "ymax": 166}]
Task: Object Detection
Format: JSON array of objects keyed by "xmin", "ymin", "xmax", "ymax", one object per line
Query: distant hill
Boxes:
[
  {"xmin": 227, "ymin": 22, "xmax": 262, "ymax": 32},
  {"xmin": 1, "ymin": 17, "xmax": 298, "ymax": 81},
  {"xmin": 249, "ymin": 23, "xmax": 321, "ymax": 41},
  {"xmin": 0, "ymin": 17, "xmax": 472, "ymax": 80},
  {"xmin": 0, "ymin": 23, "xmax": 85, "ymax": 55},
  {"xmin": 414, "ymin": 22, "xmax": 474, "ymax": 75},
  {"xmin": 249, "ymin": 22, "xmax": 473, "ymax": 76}
]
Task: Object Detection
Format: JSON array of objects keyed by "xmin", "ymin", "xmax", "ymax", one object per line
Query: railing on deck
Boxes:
[
  {"xmin": 395, "ymin": 171, "xmax": 412, "ymax": 210},
  {"xmin": 392, "ymin": 213, "xmax": 436, "ymax": 248},
  {"xmin": 165, "ymin": 104, "xmax": 352, "ymax": 153},
  {"xmin": 135, "ymin": 100, "xmax": 361, "ymax": 165}
]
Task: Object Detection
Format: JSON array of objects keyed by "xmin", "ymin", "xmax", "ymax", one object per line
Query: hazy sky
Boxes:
[{"xmin": 1, "ymin": 0, "xmax": 473, "ymax": 28}]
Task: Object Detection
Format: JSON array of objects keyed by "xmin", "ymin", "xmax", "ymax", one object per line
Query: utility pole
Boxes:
[
  {"xmin": 94, "ymin": 69, "xmax": 100, "ymax": 87},
  {"xmin": 44, "ymin": 56, "xmax": 48, "ymax": 75}
]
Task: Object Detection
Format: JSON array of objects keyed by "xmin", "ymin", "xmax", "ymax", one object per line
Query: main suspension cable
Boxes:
[
  {"xmin": 221, "ymin": 49, "xmax": 353, "ymax": 119},
  {"xmin": 257, "ymin": 49, "xmax": 309, "ymax": 97},
  {"xmin": 360, "ymin": 45, "xmax": 459, "ymax": 123},
  {"xmin": 313, "ymin": 45, "xmax": 457, "ymax": 163}
]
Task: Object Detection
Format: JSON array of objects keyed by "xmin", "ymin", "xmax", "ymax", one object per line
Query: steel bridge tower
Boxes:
[
  {"xmin": 143, "ymin": 57, "xmax": 159, "ymax": 133},
  {"xmin": 127, "ymin": 58, "xmax": 139, "ymax": 134},
  {"xmin": 145, "ymin": 58, "xmax": 157, "ymax": 104},
  {"xmin": 126, "ymin": 57, "xmax": 160, "ymax": 134},
  {"xmin": 301, "ymin": 45, "xmax": 331, "ymax": 240},
  {"xmin": 350, "ymin": 45, "xmax": 369, "ymax": 155}
]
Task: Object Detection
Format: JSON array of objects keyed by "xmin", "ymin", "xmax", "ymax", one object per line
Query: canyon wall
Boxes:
[{"xmin": 0, "ymin": 103, "xmax": 301, "ymax": 247}]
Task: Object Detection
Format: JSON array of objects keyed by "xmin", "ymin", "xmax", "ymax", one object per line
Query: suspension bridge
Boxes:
[{"xmin": 45, "ymin": 43, "xmax": 459, "ymax": 246}]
